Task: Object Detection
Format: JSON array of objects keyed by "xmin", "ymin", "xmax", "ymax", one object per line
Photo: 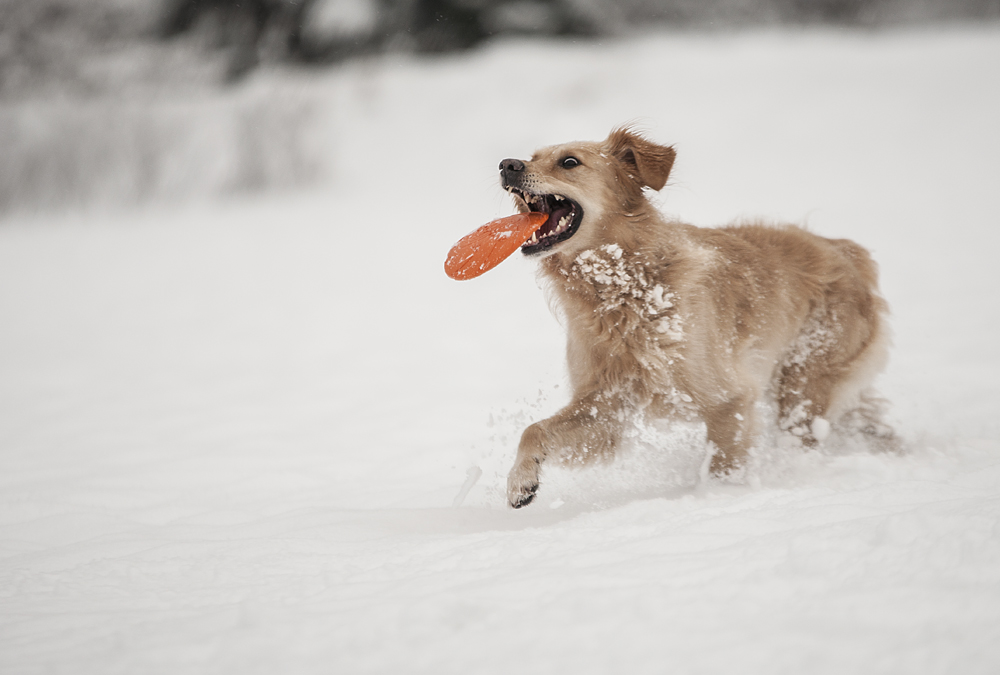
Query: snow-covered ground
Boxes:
[{"xmin": 2, "ymin": 27, "xmax": 999, "ymax": 674}]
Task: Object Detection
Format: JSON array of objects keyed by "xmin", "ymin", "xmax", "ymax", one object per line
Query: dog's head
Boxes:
[{"xmin": 499, "ymin": 127, "xmax": 675, "ymax": 257}]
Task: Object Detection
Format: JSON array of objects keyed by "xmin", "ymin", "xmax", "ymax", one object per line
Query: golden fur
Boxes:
[{"xmin": 501, "ymin": 127, "xmax": 893, "ymax": 508}]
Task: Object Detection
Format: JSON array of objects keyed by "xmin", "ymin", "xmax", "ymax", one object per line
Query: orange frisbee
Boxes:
[{"xmin": 444, "ymin": 212, "xmax": 549, "ymax": 280}]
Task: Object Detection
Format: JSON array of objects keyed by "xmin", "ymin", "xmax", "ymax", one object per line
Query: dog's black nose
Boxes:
[{"xmin": 499, "ymin": 158, "xmax": 525, "ymax": 174}]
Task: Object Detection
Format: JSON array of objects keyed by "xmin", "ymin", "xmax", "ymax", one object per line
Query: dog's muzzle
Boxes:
[{"xmin": 497, "ymin": 159, "xmax": 585, "ymax": 256}]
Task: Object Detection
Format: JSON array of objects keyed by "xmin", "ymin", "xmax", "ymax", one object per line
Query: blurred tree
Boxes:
[
  {"xmin": 791, "ymin": 0, "xmax": 868, "ymax": 22},
  {"xmin": 0, "ymin": 0, "xmax": 158, "ymax": 98},
  {"xmin": 0, "ymin": 0, "xmax": 997, "ymax": 94},
  {"xmin": 158, "ymin": 0, "xmax": 602, "ymax": 69},
  {"xmin": 157, "ymin": 0, "xmax": 313, "ymax": 79}
]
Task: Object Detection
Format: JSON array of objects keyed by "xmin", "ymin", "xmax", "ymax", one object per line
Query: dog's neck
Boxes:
[{"xmin": 539, "ymin": 200, "xmax": 678, "ymax": 280}]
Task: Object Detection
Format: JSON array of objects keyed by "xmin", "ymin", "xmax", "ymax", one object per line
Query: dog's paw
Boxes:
[
  {"xmin": 508, "ymin": 482, "xmax": 538, "ymax": 509},
  {"xmin": 859, "ymin": 423, "xmax": 903, "ymax": 454},
  {"xmin": 707, "ymin": 446, "xmax": 747, "ymax": 481},
  {"xmin": 507, "ymin": 461, "xmax": 540, "ymax": 509}
]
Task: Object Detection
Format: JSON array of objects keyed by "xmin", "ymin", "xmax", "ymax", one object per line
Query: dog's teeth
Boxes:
[
  {"xmin": 554, "ymin": 195, "xmax": 564, "ymax": 201},
  {"xmin": 559, "ymin": 216, "xmax": 569, "ymax": 230}
]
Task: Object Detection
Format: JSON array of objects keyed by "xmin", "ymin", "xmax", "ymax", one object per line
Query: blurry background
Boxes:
[{"xmin": 1, "ymin": 0, "xmax": 997, "ymax": 213}]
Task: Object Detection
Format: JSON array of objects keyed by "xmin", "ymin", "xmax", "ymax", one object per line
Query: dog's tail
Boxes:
[{"xmin": 830, "ymin": 238, "xmax": 882, "ymax": 294}]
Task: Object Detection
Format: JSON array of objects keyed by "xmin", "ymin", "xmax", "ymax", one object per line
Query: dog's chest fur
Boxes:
[
  {"xmin": 565, "ymin": 243, "xmax": 683, "ymax": 342},
  {"xmin": 543, "ymin": 242, "xmax": 694, "ymax": 406}
]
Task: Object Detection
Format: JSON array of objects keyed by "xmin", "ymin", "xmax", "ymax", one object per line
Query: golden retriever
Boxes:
[{"xmin": 500, "ymin": 127, "xmax": 893, "ymax": 508}]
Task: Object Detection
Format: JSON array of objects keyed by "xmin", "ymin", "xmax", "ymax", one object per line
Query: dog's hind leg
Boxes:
[
  {"xmin": 775, "ymin": 307, "xmax": 845, "ymax": 445},
  {"xmin": 507, "ymin": 391, "xmax": 627, "ymax": 508},
  {"xmin": 777, "ymin": 299, "xmax": 890, "ymax": 448},
  {"xmin": 834, "ymin": 389, "xmax": 898, "ymax": 451},
  {"xmin": 827, "ymin": 329, "xmax": 897, "ymax": 451},
  {"xmin": 806, "ymin": 241, "xmax": 896, "ymax": 450}
]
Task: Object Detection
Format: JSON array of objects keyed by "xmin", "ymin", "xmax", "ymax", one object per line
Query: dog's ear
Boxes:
[{"xmin": 607, "ymin": 127, "xmax": 675, "ymax": 191}]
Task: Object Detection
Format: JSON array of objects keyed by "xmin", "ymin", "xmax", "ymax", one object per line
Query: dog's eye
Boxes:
[{"xmin": 560, "ymin": 156, "xmax": 581, "ymax": 169}]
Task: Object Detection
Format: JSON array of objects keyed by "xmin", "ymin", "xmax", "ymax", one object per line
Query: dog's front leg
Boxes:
[
  {"xmin": 704, "ymin": 395, "xmax": 756, "ymax": 476},
  {"xmin": 507, "ymin": 392, "xmax": 626, "ymax": 508}
]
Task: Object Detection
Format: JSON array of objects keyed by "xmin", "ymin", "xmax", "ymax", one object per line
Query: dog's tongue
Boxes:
[{"xmin": 444, "ymin": 212, "xmax": 549, "ymax": 280}]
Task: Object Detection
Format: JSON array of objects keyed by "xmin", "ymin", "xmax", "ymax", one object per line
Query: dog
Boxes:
[{"xmin": 500, "ymin": 126, "xmax": 893, "ymax": 508}]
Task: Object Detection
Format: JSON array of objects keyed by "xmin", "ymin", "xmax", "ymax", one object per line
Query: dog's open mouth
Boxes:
[{"xmin": 506, "ymin": 187, "xmax": 584, "ymax": 255}]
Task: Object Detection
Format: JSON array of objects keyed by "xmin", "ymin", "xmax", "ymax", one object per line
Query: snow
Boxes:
[{"xmin": 2, "ymin": 27, "xmax": 1000, "ymax": 674}]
